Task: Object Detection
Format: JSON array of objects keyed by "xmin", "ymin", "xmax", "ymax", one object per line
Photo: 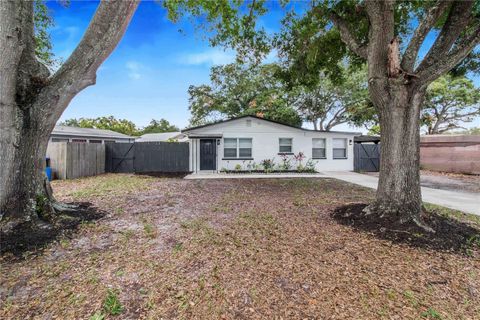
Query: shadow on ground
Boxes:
[
  {"xmin": 332, "ymin": 203, "xmax": 480, "ymax": 255},
  {"xmin": 1, "ymin": 202, "xmax": 106, "ymax": 257}
]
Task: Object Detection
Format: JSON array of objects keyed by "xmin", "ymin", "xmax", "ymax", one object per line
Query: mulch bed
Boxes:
[
  {"xmin": 1, "ymin": 174, "xmax": 479, "ymax": 319},
  {"xmin": 332, "ymin": 203, "xmax": 480, "ymax": 255}
]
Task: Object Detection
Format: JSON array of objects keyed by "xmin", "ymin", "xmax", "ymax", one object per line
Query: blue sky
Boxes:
[
  {"xmin": 48, "ymin": 0, "xmax": 289, "ymax": 130},
  {"xmin": 48, "ymin": 1, "xmax": 479, "ymax": 131}
]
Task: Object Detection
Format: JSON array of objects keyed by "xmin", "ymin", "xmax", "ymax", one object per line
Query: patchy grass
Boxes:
[
  {"xmin": 1, "ymin": 175, "xmax": 479, "ymax": 319},
  {"xmin": 52, "ymin": 174, "xmax": 154, "ymax": 200}
]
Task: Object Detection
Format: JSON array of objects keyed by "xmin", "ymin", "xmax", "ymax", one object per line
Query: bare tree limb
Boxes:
[
  {"xmin": 401, "ymin": 0, "xmax": 452, "ymax": 72},
  {"xmin": 329, "ymin": 11, "xmax": 367, "ymax": 59},
  {"xmin": 41, "ymin": 0, "xmax": 139, "ymax": 124},
  {"xmin": 417, "ymin": 25, "xmax": 480, "ymax": 84},
  {"xmin": 416, "ymin": 1, "xmax": 475, "ymax": 73}
]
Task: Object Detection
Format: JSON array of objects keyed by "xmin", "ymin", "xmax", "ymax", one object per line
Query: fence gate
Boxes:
[
  {"xmin": 354, "ymin": 143, "xmax": 380, "ymax": 172},
  {"xmin": 105, "ymin": 142, "xmax": 189, "ymax": 173},
  {"xmin": 105, "ymin": 143, "xmax": 135, "ymax": 173}
]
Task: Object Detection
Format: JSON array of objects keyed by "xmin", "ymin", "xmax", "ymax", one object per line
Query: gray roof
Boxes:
[
  {"xmin": 52, "ymin": 126, "xmax": 134, "ymax": 139},
  {"xmin": 136, "ymin": 132, "xmax": 183, "ymax": 142}
]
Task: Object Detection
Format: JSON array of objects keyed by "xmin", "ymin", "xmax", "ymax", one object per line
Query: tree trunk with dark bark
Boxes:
[
  {"xmin": 367, "ymin": 82, "xmax": 426, "ymax": 224},
  {"xmin": 0, "ymin": 0, "xmax": 139, "ymax": 251}
]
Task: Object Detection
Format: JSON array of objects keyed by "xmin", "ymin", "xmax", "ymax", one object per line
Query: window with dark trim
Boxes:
[
  {"xmin": 279, "ymin": 138, "xmax": 292, "ymax": 153},
  {"xmin": 333, "ymin": 138, "xmax": 347, "ymax": 159},
  {"xmin": 223, "ymin": 138, "xmax": 252, "ymax": 159},
  {"xmin": 89, "ymin": 139, "xmax": 102, "ymax": 143},
  {"xmin": 312, "ymin": 138, "xmax": 326, "ymax": 159},
  {"xmin": 72, "ymin": 139, "xmax": 87, "ymax": 143}
]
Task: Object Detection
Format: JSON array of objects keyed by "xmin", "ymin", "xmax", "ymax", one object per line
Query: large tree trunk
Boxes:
[
  {"xmin": 369, "ymin": 84, "xmax": 426, "ymax": 223},
  {"xmin": 0, "ymin": 0, "xmax": 139, "ymax": 252}
]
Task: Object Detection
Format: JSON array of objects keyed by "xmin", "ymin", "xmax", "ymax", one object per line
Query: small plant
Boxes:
[
  {"xmin": 89, "ymin": 311, "xmax": 106, "ymax": 320},
  {"xmin": 103, "ymin": 289, "xmax": 123, "ymax": 316},
  {"xmin": 279, "ymin": 154, "xmax": 292, "ymax": 171},
  {"xmin": 421, "ymin": 308, "xmax": 442, "ymax": 319},
  {"xmin": 246, "ymin": 161, "xmax": 255, "ymax": 172},
  {"xmin": 296, "ymin": 164, "xmax": 304, "ymax": 172},
  {"xmin": 260, "ymin": 158, "xmax": 275, "ymax": 172},
  {"xmin": 220, "ymin": 167, "xmax": 227, "ymax": 173},
  {"xmin": 234, "ymin": 163, "xmax": 242, "ymax": 171},
  {"xmin": 304, "ymin": 159, "xmax": 318, "ymax": 173},
  {"xmin": 293, "ymin": 152, "xmax": 306, "ymax": 167}
]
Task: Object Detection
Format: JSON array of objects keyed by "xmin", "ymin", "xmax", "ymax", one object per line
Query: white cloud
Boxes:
[
  {"xmin": 180, "ymin": 49, "xmax": 236, "ymax": 66},
  {"xmin": 125, "ymin": 61, "xmax": 142, "ymax": 80}
]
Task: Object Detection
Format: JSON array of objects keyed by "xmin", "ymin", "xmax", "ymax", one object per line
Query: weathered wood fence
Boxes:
[
  {"xmin": 105, "ymin": 142, "xmax": 190, "ymax": 173},
  {"xmin": 46, "ymin": 142, "xmax": 105, "ymax": 179}
]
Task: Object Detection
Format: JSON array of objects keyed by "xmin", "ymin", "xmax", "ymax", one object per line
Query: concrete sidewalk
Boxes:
[{"xmin": 322, "ymin": 171, "xmax": 480, "ymax": 216}]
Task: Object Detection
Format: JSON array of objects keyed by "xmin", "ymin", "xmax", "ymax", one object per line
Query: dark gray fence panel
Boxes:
[
  {"xmin": 134, "ymin": 142, "xmax": 189, "ymax": 173},
  {"xmin": 354, "ymin": 143, "xmax": 380, "ymax": 172},
  {"xmin": 105, "ymin": 143, "xmax": 135, "ymax": 173},
  {"xmin": 105, "ymin": 142, "xmax": 189, "ymax": 173}
]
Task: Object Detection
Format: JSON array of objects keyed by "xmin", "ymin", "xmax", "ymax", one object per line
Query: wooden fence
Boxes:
[
  {"xmin": 46, "ymin": 142, "xmax": 105, "ymax": 179},
  {"xmin": 105, "ymin": 142, "xmax": 190, "ymax": 173},
  {"xmin": 420, "ymin": 135, "xmax": 480, "ymax": 175}
]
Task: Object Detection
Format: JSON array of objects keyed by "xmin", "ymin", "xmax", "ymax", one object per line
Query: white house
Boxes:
[{"xmin": 182, "ymin": 115, "xmax": 361, "ymax": 173}]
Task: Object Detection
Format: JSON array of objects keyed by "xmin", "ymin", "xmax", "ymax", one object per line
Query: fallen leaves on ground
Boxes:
[{"xmin": 1, "ymin": 174, "xmax": 479, "ymax": 319}]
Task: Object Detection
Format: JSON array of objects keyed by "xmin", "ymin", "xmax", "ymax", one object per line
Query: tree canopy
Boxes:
[
  {"xmin": 422, "ymin": 75, "xmax": 480, "ymax": 134},
  {"xmin": 188, "ymin": 63, "xmax": 302, "ymax": 127},
  {"xmin": 60, "ymin": 116, "xmax": 179, "ymax": 136}
]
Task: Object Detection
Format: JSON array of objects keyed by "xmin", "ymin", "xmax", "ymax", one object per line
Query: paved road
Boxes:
[{"xmin": 322, "ymin": 171, "xmax": 480, "ymax": 216}]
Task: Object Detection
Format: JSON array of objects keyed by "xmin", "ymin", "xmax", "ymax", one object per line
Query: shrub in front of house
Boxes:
[{"xmin": 220, "ymin": 153, "xmax": 318, "ymax": 174}]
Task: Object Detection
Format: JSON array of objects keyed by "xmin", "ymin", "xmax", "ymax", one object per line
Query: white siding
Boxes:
[{"xmin": 186, "ymin": 117, "xmax": 359, "ymax": 172}]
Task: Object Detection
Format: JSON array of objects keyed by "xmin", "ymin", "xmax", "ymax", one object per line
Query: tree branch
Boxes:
[
  {"xmin": 41, "ymin": 0, "xmax": 139, "ymax": 123},
  {"xmin": 329, "ymin": 11, "xmax": 367, "ymax": 59},
  {"xmin": 416, "ymin": 1, "xmax": 475, "ymax": 73},
  {"xmin": 401, "ymin": 0, "xmax": 452, "ymax": 72},
  {"xmin": 417, "ymin": 24, "xmax": 480, "ymax": 84}
]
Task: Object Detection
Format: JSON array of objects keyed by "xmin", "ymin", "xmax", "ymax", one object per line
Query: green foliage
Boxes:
[
  {"xmin": 103, "ymin": 289, "xmax": 123, "ymax": 316},
  {"xmin": 234, "ymin": 164, "xmax": 242, "ymax": 171},
  {"xmin": 163, "ymin": 0, "xmax": 271, "ymax": 62},
  {"xmin": 421, "ymin": 308, "xmax": 443, "ymax": 319},
  {"xmin": 188, "ymin": 63, "xmax": 302, "ymax": 127},
  {"xmin": 294, "ymin": 65, "xmax": 371, "ymax": 130},
  {"xmin": 422, "ymin": 75, "xmax": 480, "ymax": 134},
  {"xmin": 33, "ymin": 0, "xmax": 56, "ymax": 66},
  {"xmin": 59, "ymin": 116, "xmax": 179, "ymax": 136},
  {"xmin": 141, "ymin": 119, "xmax": 179, "ymax": 134},
  {"xmin": 60, "ymin": 116, "xmax": 139, "ymax": 136}
]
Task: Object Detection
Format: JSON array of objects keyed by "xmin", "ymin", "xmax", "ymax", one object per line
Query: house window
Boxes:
[
  {"xmin": 89, "ymin": 139, "xmax": 102, "ymax": 143},
  {"xmin": 312, "ymin": 138, "xmax": 326, "ymax": 159},
  {"xmin": 223, "ymin": 138, "xmax": 252, "ymax": 158},
  {"xmin": 239, "ymin": 138, "xmax": 252, "ymax": 157},
  {"xmin": 333, "ymin": 138, "xmax": 347, "ymax": 159},
  {"xmin": 72, "ymin": 139, "xmax": 87, "ymax": 143},
  {"xmin": 51, "ymin": 138, "xmax": 69, "ymax": 142},
  {"xmin": 279, "ymin": 138, "xmax": 292, "ymax": 153}
]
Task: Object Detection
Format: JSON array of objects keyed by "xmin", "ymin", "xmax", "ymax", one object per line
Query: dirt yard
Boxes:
[{"xmin": 1, "ymin": 174, "xmax": 479, "ymax": 319}]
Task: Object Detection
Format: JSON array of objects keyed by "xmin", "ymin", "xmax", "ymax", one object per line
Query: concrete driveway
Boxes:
[{"xmin": 322, "ymin": 171, "xmax": 480, "ymax": 216}]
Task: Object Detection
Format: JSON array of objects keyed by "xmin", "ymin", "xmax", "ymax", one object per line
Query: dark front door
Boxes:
[{"xmin": 200, "ymin": 139, "xmax": 216, "ymax": 170}]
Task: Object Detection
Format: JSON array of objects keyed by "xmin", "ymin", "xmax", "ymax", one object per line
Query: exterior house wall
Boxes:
[{"xmin": 186, "ymin": 117, "xmax": 358, "ymax": 173}]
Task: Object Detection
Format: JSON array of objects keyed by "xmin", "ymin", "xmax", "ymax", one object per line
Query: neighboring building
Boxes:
[
  {"xmin": 136, "ymin": 132, "xmax": 186, "ymax": 142},
  {"xmin": 50, "ymin": 126, "xmax": 135, "ymax": 144},
  {"xmin": 182, "ymin": 115, "xmax": 360, "ymax": 173}
]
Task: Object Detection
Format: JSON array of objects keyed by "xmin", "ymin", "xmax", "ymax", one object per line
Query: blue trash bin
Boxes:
[{"xmin": 45, "ymin": 157, "xmax": 52, "ymax": 181}]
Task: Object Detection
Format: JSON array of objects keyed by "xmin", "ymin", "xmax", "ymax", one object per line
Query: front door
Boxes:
[{"xmin": 200, "ymin": 139, "xmax": 217, "ymax": 170}]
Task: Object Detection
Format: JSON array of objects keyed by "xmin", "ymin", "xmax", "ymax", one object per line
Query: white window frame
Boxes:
[
  {"xmin": 312, "ymin": 138, "xmax": 326, "ymax": 159},
  {"xmin": 279, "ymin": 138, "xmax": 293, "ymax": 154},
  {"xmin": 223, "ymin": 138, "xmax": 253, "ymax": 159},
  {"xmin": 332, "ymin": 138, "xmax": 348, "ymax": 159}
]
